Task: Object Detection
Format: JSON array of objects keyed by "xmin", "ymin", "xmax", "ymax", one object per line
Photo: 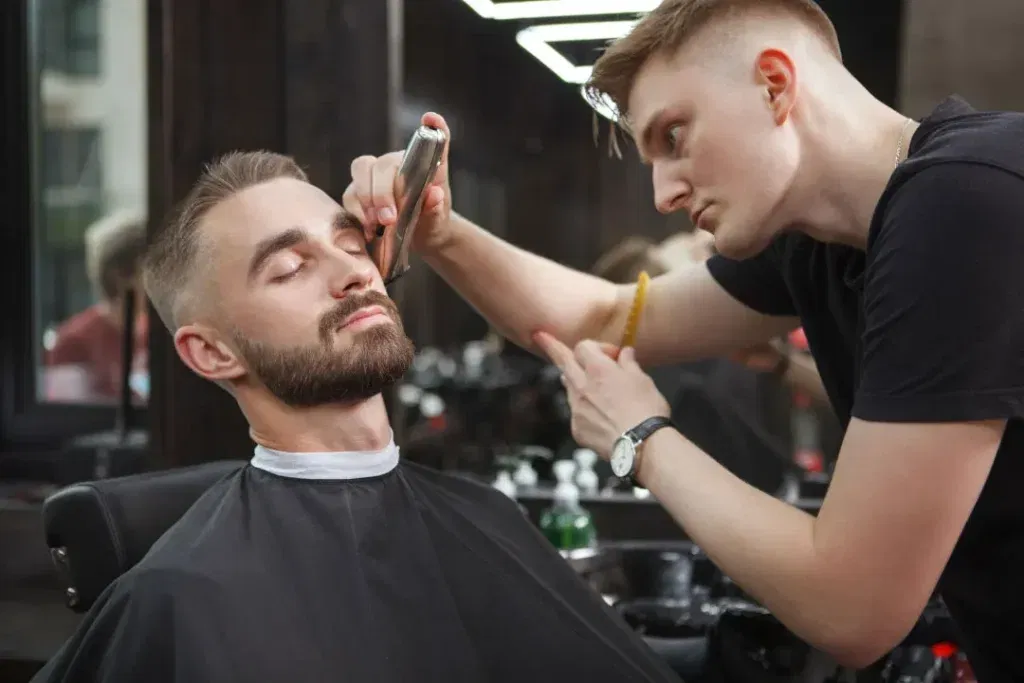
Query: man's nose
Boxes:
[
  {"xmin": 326, "ymin": 252, "xmax": 374, "ymax": 298},
  {"xmin": 652, "ymin": 164, "xmax": 690, "ymax": 215}
]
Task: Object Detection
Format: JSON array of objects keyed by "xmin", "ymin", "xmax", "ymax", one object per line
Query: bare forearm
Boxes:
[
  {"xmin": 638, "ymin": 429, "xmax": 867, "ymax": 660},
  {"xmin": 784, "ymin": 353, "xmax": 829, "ymax": 405},
  {"xmin": 421, "ymin": 213, "xmax": 622, "ymax": 351}
]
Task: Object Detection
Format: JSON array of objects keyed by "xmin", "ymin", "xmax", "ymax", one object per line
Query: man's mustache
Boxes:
[{"xmin": 318, "ymin": 291, "xmax": 400, "ymax": 344}]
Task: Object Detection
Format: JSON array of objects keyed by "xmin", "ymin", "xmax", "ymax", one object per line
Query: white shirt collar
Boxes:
[{"xmin": 250, "ymin": 433, "xmax": 400, "ymax": 480}]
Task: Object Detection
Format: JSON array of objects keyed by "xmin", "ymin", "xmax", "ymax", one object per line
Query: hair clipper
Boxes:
[{"xmin": 369, "ymin": 125, "xmax": 447, "ymax": 285}]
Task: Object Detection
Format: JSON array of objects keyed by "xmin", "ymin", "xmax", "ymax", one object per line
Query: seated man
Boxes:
[{"xmin": 32, "ymin": 152, "xmax": 679, "ymax": 683}]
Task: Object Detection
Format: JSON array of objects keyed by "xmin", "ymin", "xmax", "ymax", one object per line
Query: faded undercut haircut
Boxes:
[
  {"xmin": 142, "ymin": 151, "xmax": 308, "ymax": 332},
  {"xmin": 586, "ymin": 0, "xmax": 842, "ymax": 127}
]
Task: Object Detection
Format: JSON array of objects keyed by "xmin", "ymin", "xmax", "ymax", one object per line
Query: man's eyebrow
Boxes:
[
  {"xmin": 332, "ymin": 209, "xmax": 362, "ymax": 234},
  {"xmin": 247, "ymin": 212, "xmax": 362, "ymax": 282},
  {"xmin": 247, "ymin": 228, "xmax": 306, "ymax": 282}
]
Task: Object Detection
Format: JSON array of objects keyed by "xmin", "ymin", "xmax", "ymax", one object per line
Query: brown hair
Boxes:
[
  {"xmin": 586, "ymin": 0, "xmax": 841, "ymax": 124},
  {"xmin": 591, "ymin": 237, "xmax": 668, "ymax": 284},
  {"xmin": 85, "ymin": 210, "xmax": 147, "ymax": 301},
  {"xmin": 142, "ymin": 151, "xmax": 308, "ymax": 331}
]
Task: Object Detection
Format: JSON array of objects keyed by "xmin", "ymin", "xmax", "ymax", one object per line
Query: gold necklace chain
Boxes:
[{"xmin": 895, "ymin": 118, "xmax": 913, "ymax": 169}]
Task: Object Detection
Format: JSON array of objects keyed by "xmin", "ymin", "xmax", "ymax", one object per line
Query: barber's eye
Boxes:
[{"xmin": 666, "ymin": 125, "xmax": 683, "ymax": 150}]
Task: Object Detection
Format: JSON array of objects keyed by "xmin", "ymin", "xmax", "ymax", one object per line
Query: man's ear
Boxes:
[
  {"xmin": 173, "ymin": 324, "xmax": 246, "ymax": 382},
  {"xmin": 755, "ymin": 48, "xmax": 797, "ymax": 125}
]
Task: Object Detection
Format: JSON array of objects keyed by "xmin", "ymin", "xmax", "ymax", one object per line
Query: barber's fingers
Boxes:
[
  {"xmin": 370, "ymin": 156, "xmax": 401, "ymax": 226},
  {"xmin": 618, "ymin": 346, "xmax": 640, "ymax": 371},
  {"xmin": 597, "ymin": 342, "xmax": 621, "ymax": 361},
  {"xmin": 574, "ymin": 339, "xmax": 618, "ymax": 372},
  {"xmin": 534, "ymin": 331, "xmax": 586, "ymax": 388},
  {"xmin": 420, "ymin": 112, "xmax": 452, "ymax": 216},
  {"xmin": 347, "ymin": 153, "xmax": 400, "ymax": 237},
  {"xmin": 534, "ymin": 331, "xmax": 574, "ymax": 368},
  {"xmin": 340, "ymin": 183, "xmax": 367, "ymax": 226},
  {"xmin": 347, "ymin": 155, "xmax": 378, "ymax": 238},
  {"xmin": 421, "ymin": 112, "xmax": 451, "ymax": 181}
]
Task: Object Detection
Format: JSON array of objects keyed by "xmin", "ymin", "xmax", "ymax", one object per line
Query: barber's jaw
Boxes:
[
  {"xmin": 172, "ymin": 177, "xmax": 415, "ymax": 411},
  {"xmin": 627, "ymin": 44, "xmax": 803, "ymax": 261}
]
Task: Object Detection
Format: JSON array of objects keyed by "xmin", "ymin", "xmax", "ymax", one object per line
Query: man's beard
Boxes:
[{"xmin": 233, "ymin": 291, "xmax": 415, "ymax": 408}]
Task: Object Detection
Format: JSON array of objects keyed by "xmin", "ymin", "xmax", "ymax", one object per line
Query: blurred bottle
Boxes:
[{"xmin": 539, "ymin": 460, "xmax": 597, "ymax": 555}]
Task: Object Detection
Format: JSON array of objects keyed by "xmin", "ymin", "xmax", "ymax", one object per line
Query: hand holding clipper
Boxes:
[{"xmin": 367, "ymin": 125, "xmax": 447, "ymax": 285}]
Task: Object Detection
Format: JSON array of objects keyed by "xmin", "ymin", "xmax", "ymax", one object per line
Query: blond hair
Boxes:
[
  {"xmin": 586, "ymin": 0, "xmax": 841, "ymax": 124},
  {"xmin": 591, "ymin": 237, "xmax": 668, "ymax": 284},
  {"xmin": 142, "ymin": 151, "xmax": 307, "ymax": 331},
  {"xmin": 85, "ymin": 209, "xmax": 148, "ymax": 301}
]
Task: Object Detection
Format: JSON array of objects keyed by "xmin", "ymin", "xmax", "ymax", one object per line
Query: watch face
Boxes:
[{"xmin": 610, "ymin": 437, "xmax": 635, "ymax": 478}]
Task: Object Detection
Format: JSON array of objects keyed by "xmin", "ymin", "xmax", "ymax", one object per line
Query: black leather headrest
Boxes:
[{"xmin": 42, "ymin": 460, "xmax": 245, "ymax": 612}]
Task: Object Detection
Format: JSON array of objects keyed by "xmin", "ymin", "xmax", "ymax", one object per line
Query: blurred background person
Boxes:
[{"xmin": 43, "ymin": 210, "xmax": 149, "ymax": 403}]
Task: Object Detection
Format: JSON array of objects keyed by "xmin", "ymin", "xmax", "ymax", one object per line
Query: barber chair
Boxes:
[{"xmin": 42, "ymin": 460, "xmax": 245, "ymax": 613}]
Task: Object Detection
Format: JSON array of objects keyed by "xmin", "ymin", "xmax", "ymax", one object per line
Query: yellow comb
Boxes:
[{"xmin": 621, "ymin": 271, "xmax": 651, "ymax": 349}]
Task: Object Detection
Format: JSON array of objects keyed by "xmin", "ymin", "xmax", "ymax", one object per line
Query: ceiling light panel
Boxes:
[
  {"xmin": 460, "ymin": 0, "xmax": 657, "ymax": 20},
  {"xmin": 515, "ymin": 20, "xmax": 638, "ymax": 84}
]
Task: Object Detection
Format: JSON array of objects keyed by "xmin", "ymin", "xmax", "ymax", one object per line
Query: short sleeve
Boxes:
[
  {"xmin": 706, "ymin": 239, "xmax": 797, "ymax": 317},
  {"xmin": 853, "ymin": 162, "xmax": 1024, "ymax": 423}
]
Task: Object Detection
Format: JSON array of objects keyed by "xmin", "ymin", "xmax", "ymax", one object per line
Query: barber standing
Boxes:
[{"xmin": 345, "ymin": 0, "xmax": 1024, "ymax": 679}]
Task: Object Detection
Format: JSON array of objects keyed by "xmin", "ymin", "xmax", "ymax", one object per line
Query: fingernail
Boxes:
[{"xmin": 379, "ymin": 207, "xmax": 396, "ymax": 222}]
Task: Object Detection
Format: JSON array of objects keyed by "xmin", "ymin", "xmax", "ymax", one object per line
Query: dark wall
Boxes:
[{"xmin": 901, "ymin": 0, "xmax": 1024, "ymax": 116}]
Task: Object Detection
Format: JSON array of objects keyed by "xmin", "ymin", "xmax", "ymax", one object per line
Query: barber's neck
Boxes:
[
  {"xmin": 783, "ymin": 87, "xmax": 917, "ymax": 250},
  {"xmin": 244, "ymin": 393, "xmax": 392, "ymax": 453}
]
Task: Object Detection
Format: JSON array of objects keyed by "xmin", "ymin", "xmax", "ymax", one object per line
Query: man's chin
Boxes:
[{"xmin": 710, "ymin": 224, "xmax": 776, "ymax": 261}]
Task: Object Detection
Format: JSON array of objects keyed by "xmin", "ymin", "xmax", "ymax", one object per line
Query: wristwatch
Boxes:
[{"xmin": 610, "ymin": 416, "xmax": 674, "ymax": 481}]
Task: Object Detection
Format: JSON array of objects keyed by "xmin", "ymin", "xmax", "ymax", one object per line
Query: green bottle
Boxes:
[{"xmin": 540, "ymin": 459, "xmax": 597, "ymax": 555}]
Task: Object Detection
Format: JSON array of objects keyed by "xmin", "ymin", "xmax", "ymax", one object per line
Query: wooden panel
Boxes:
[{"xmin": 902, "ymin": 0, "xmax": 1024, "ymax": 115}]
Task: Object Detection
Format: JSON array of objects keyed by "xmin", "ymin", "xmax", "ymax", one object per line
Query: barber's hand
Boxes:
[
  {"xmin": 534, "ymin": 331, "xmax": 670, "ymax": 460},
  {"xmin": 342, "ymin": 112, "xmax": 452, "ymax": 251}
]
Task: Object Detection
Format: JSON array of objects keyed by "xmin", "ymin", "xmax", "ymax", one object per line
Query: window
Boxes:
[
  {"xmin": 39, "ymin": 0, "xmax": 101, "ymax": 77},
  {"xmin": 0, "ymin": 0, "xmax": 148, "ymax": 448},
  {"xmin": 37, "ymin": 127, "xmax": 105, "ymax": 330}
]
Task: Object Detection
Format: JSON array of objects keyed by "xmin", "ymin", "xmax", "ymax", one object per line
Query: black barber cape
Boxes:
[{"xmin": 33, "ymin": 440, "xmax": 680, "ymax": 683}]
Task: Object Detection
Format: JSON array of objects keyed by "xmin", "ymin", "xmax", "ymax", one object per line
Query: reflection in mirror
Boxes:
[{"xmin": 31, "ymin": 0, "xmax": 148, "ymax": 406}]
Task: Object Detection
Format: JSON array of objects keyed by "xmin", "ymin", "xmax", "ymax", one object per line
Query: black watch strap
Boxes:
[{"xmin": 626, "ymin": 416, "xmax": 674, "ymax": 446}]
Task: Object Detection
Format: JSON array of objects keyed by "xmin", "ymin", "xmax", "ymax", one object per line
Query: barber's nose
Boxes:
[
  {"xmin": 652, "ymin": 163, "xmax": 690, "ymax": 215},
  {"xmin": 326, "ymin": 253, "xmax": 374, "ymax": 299}
]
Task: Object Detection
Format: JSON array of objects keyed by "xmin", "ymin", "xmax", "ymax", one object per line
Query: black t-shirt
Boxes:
[{"xmin": 707, "ymin": 96, "xmax": 1024, "ymax": 682}]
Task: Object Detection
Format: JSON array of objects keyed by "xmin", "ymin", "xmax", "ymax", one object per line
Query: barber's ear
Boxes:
[
  {"xmin": 755, "ymin": 49, "xmax": 797, "ymax": 125},
  {"xmin": 173, "ymin": 325, "xmax": 246, "ymax": 382}
]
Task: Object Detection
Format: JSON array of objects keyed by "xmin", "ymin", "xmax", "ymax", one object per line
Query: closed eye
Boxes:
[
  {"xmin": 336, "ymin": 227, "xmax": 369, "ymax": 255},
  {"xmin": 270, "ymin": 262, "xmax": 305, "ymax": 283}
]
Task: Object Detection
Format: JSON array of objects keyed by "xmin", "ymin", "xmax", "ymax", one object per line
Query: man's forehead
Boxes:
[{"xmin": 204, "ymin": 179, "xmax": 344, "ymax": 246}]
